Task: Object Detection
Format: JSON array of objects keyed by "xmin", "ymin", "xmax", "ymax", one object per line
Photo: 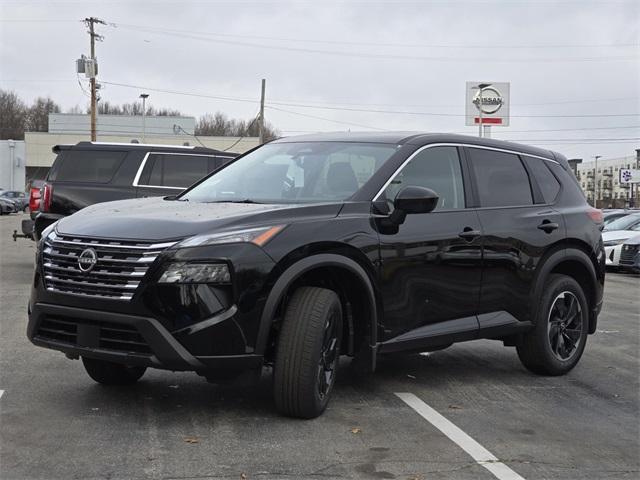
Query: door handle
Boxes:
[
  {"xmin": 458, "ymin": 227, "xmax": 481, "ymax": 240},
  {"xmin": 537, "ymin": 220, "xmax": 559, "ymax": 233}
]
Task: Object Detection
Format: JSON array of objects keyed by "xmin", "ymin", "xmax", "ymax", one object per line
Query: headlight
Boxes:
[
  {"xmin": 603, "ymin": 239, "xmax": 626, "ymax": 247},
  {"xmin": 40, "ymin": 221, "xmax": 58, "ymax": 242},
  {"xmin": 158, "ymin": 262, "xmax": 231, "ymax": 284},
  {"xmin": 176, "ymin": 225, "xmax": 285, "ymax": 249}
]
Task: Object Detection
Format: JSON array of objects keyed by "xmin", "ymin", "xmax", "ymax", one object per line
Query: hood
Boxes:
[
  {"xmin": 623, "ymin": 234, "xmax": 640, "ymax": 246},
  {"xmin": 602, "ymin": 230, "xmax": 640, "ymax": 242},
  {"xmin": 56, "ymin": 197, "xmax": 344, "ymax": 241}
]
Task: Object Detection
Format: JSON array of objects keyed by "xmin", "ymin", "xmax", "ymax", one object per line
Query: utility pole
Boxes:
[
  {"xmin": 84, "ymin": 17, "xmax": 105, "ymax": 141},
  {"xmin": 258, "ymin": 78, "xmax": 266, "ymax": 144}
]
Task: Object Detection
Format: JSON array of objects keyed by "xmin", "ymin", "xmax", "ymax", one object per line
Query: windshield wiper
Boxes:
[{"xmin": 209, "ymin": 199, "xmax": 263, "ymax": 204}]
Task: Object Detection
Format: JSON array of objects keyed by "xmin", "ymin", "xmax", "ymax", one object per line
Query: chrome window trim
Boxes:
[
  {"xmin": 373, "ymin": 142, "xmax": 558, "ymax": 201},
  {"xmin": 132, "ymin": 152, "xmax": 235, "ymax": 189}
]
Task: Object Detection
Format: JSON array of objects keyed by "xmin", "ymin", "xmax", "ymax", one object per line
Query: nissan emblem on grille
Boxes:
[
  {"xmin": 42, "ymin": 233, "xmax": 175, "ymax": 301},
  {"xmin": 78, "ymin": 248, "xmax": 98, "ymax": 272}
]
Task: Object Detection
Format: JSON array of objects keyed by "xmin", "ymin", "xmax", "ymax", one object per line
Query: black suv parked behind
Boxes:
[
  {"xmin": 27, "ymin": 133, "xmax": 605, "ymax": 418},
  {"xmin": 31, "ymin": 141, "xmax": 237, "ymax": 240}
]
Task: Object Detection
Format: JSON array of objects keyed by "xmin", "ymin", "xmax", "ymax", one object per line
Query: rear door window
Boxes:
[
  {"xmin": 138, "ymin": 154, "xmax": 215, "ymax": 188},
  {"xmin": 468, "ymin": 148, "xmax": 533, "ymax": 207},
  {"xmin": 50, "ymin": 150, "xmax": 126, "ymax": 183},
  {"xmin": 524, "ymin": 156, "xmax": 561, "ymax": 204}
]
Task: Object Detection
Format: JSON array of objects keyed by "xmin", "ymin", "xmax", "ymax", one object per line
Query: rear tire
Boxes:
[
  {"xmin": 273, "ymin": 287, "xmax": 343, "ymax": 419},
  {"xmin": 517, "ymin": 274, "xmax": 589, "ymax": 376},
  {"xmin": 82, "ymin": 357, "xmax": 146, "ymax": 385}
]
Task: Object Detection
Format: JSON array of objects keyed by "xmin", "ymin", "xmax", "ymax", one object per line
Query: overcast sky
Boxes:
[{"xmin": 1, "ymin": 0, "xmax": 639, "ymax": 160}]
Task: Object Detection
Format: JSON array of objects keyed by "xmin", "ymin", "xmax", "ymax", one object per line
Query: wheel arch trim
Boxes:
[
  {"xmin": 533, "ymin": 247, "xmax": 599, "ymax": 333},
  {"xmin": 255, "ymin": 253, "xmax": 378, "ymax": 356}
]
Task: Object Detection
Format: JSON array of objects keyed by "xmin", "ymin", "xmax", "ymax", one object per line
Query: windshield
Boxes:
[
  {"xmin": 181, "ymin": 142, "xmax": 398, "ymax": 204},
  {"xmin": 604, "ymin": 214, "xmax": 640, "ymax": 231}
]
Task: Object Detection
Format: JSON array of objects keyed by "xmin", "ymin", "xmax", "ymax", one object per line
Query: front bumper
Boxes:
[
  {"xmin": 604, "ymin": 244, "xmax": 623, "ymax": 266},
  {"xmin": 619, "ymin": 245, "xmax": 640, "ymax": 272},
  {"xmin": 28, "ymin": 302, "xmax": 263, "ymax": 373}
]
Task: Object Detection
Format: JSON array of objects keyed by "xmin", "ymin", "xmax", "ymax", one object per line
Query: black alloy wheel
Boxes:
[
  {"xmin": 517, "ymin": 274, "xmax": 589, "ymax": 376},
  {"xmin": 547, "ymin": 291, "xmax": 583, "ymax": 361},
  {"xmin": 318, "ymin": 308, "xmax": 340, "ymax": 399}
]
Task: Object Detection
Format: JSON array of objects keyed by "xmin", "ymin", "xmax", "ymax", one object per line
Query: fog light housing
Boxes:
[{"xmin": 158, "ymin": 262, "xmax": 231, "ymax": 284}]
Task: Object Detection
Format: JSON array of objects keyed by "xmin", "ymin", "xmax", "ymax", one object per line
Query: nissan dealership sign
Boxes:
[{"xmin": 465, "ymin": 81, "xmax": 510, "ymax": 126}]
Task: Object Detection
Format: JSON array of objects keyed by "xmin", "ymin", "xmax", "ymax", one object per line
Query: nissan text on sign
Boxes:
[{"xmin": 465, "ymin": 81, "xmax": 510, "ymax": 127}]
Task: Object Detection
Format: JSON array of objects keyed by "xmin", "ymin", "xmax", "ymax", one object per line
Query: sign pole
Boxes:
[{"xmin": 478, "ymin": 86, "xmax": 484, "ymax": 138}]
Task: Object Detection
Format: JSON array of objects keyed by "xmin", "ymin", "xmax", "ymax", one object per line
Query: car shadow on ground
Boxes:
[{"xmin": 33, "ymin": 347, "xmax": 538, "ymax": 421}]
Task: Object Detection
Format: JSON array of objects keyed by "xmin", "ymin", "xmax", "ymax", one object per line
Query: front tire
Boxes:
[
  {"xmin": 273, "ymin": 287, "xmax": 343, "ymax": 419},
  {"xmin": 82, "ymin": 357, "xmax": 146, "ymax": 385},
  {"xmin": 517, "ymin": 274, "xmax": 589, "ymax": 376}
]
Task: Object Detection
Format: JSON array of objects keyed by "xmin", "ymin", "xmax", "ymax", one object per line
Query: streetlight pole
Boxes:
[
  {"xmin": 476, "ymin": 83, "xmax": 492, "ymax": 138},
  {"xmin": 594, "ymin": 155, "xmax": 601, "ymax": 207},
  {"xmin": 139, "ymin": 93, "xmax": 149, "ymax": 142}
]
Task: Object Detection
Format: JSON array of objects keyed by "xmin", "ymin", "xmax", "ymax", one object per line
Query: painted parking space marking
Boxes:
[{"xmin": 395, "ymin": 392, "xmax": 525, "ymax": 480}]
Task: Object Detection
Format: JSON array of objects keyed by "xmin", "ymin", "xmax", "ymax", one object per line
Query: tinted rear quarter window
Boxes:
[
  {"xmin": 524, "ymin": 156, "xmax": 561, "ymax": 203},
  {"xmin": 140, "ymin": 154, "xmax": 215, "ymax": 188},
  {"xmin": 51, "ymin": 150, "xmax": 126, "ymax": 183},
  {"xmin": 468, "ymin": 148, "xmax": 533, "ymax": 207}
]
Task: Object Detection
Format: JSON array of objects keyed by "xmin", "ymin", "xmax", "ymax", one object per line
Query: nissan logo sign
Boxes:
[
  {"xmin": 78, "ymin": 248, "xmax": 98, "ymax": 272},
  {"xmin": 473, "ymin": 86, "xmax": 504, "ymax": 115}
]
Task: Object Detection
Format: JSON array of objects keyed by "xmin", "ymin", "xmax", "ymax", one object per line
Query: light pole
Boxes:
[
  {"xmin": 139, "ymin": 93, "xmax": 149, "ymax": 142},
  {"xmin": 593, "ymin": 155, "xmax": 601, "ymax": 207},
  {"xmin": 476, "ymin": 83, "xmax": 492, "ymax": 138}
]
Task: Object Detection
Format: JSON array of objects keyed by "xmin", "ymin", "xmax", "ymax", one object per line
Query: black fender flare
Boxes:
[
  {"xmin": 531, "ymin": 247, "xmax": 599, "ymax": 333},
  {"xmin": 254, "ymin": 253, "xmax": 378, "ymax": 357}
]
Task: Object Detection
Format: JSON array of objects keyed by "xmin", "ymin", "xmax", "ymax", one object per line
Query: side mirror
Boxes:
[{"xmin": 394, "ymin": 186, "xmax": 439, "ymax": 214}]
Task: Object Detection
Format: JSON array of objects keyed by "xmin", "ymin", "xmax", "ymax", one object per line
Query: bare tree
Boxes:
[
  {"xmin": 96, "ymin": 101, "xmax": 182, "ymax": 117},
  {"xmin": 0, "ymin": 89, "xmax": 27, "ymax": 140},
  {"xmin": 0, "ymin": 91, "xmax": 279, "ymax": 141},
  {"xmin": 196, "ymin": 112, "xmax": 278, "ymax": 140},
  {"xmin": 66, "ymin": 105, "xmax": 84, "ymax": 114},
  {"xmin": 25, "ymin": 97, "xmax": 61, "ymax": 132}
]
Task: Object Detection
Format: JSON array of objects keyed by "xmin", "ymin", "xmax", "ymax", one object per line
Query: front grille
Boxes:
[
  {"xmin": 620, "ymin": 244, "xmax": 639, "ymax": 265},
  {"xmin": 42, "ymin": 232, "xmax": 175, "ymax": 301},
  {"xmin": 35, "ymin": 316, "xmax": 153, "ymax": 355}
]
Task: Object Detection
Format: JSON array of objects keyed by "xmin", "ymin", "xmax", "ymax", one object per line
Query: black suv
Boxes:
[
  {"xmin": 32, "ymin": 142, "xmax": 237, "ymax": 240},
  {"xmin": 27, "ymin": 133, "xmax": 605, "ymax": 418}
]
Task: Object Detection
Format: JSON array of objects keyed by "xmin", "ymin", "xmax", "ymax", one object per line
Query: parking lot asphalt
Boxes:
[{"xmin": 1, "ymin": 213, "xmax": 638, "ymax": 480}]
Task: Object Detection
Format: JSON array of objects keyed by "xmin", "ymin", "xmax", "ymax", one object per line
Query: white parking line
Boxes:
[{"xmin": 395, "ymin": 392, "xmax": 525, "ymax": 480}]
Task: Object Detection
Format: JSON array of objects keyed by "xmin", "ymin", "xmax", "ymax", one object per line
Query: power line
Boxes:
[
  {"xmin": 114, "ymin": 22, "xmax": 640, "ymax": 49},
  {"xmin": 101, "ymin": 80, "xmax": 640, "ymax": 119},
  {"xmin": 259, "ymin": 96, "xmax": 640, "ymax": 109},
  {"xmin": 266, "ymin": 106, "xmax": 388, "ymax": 131},
  {"xmin": 174, "ymin": 125, "xmax": 208, "ymax": 148},
  {"xmin": 113, "ymin": 24, "xmax": 638, "ymax": 63},
  {"xmin": 223, "ymin": 112, "xmax": 262, "ymax": 151},
  {"xmin": 101, "ymin": 80, "xmax": 258, "ymax": 105},
  {"xmin": 265, "ymin": 101, "xmax": 640, "ymax": 118}
]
